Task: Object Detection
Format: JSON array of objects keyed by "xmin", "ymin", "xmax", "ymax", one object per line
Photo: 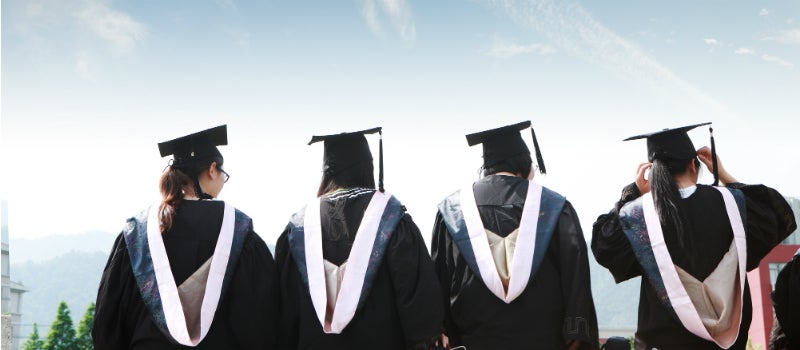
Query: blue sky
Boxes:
[{"xmin": 2, "ymin": 0, "xmax": 799, "ymax": 245}]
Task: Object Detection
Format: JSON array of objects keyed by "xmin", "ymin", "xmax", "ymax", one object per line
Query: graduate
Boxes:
[
  {"xmin": 771, "ymin": 248, "xmax": 800, "ymax": 350},
  {"xmin": 275, "ymin": 128, "xmax": 443, "ymax": 349},
  {"xmin": 592, "ymin": 123, "xmax": 797, "ymax": 350},
  {"xmin": 93, "ymin": 125, "xmax": 279, "ymax": 349},
  {"xmin": 431, "ymin": 121, "xmax": 599, "ymax": 350}
]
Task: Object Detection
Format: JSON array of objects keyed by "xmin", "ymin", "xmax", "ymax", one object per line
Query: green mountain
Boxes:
[
  {"xmin": 13, "ymin": 250, "xmax": 107, "ymax": 339},
  {"xmin": 9, "ymin": 231, "xmax": 117, "ymax": 264},
  {"xmin": 589, "ymin": 256, "xmax": 639, "ymax": 327}
]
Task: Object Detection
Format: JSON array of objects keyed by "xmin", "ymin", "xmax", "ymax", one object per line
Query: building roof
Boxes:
[{"xmin": 9, "ymin": 281, "xmax": 27, "ymax": 293}]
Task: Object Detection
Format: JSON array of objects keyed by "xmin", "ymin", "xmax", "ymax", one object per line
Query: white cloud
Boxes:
[
  {"xmin": 215, "ymin": 0, "xmax": 237, "ymax": 11},
  {"xmin": 75, "ymin": 51, "xmax": 89, "ymax": 76},
  {"xmin": 360, "ymin": 0, "xmax": 383, "ymax": 38},
  {"xmin": 359, "ymin": 0, "xmax": 416, "ymax": 43},
  {"xmin": 486, "ymin": 39, "xmax": 556, "ymax": 58},
  {"xmin": 75, "ymin": 51, "xmax": 93, "ymax": 79},
  {"xmin": 762, "ymin": 54, "xmax": 794, "ymax": 67},
  {"xmin": 76, "ymin": 0, "xmax": 147, "ymax": 53},
  {"xmin": 703, "ymin": 38, "xmax": 719, "ymax": 45},
  {"xmin": 481, "ymin": 0, "xmax": 730, "ymax": 117},
  {"xmin": 765, "ymin": 29, "xmax": 800, "ymax": 45},
  {"xmin": 759, "ymin": 8, "xmax": 769, "ymax": 16},
  {"xmin": 8, "ymin": 0, "xmax": 146, "ymax": 77},
  {"xmin": 224, "ymin": 28, "xmax": 251, "ymax": 48},
  {"xmin": 235, "ymin": 32, "xmax": 250, "ymax": 48},
  {"xmin": 733, "ymin": 47, "xmax": 794, "ymax": 68}
]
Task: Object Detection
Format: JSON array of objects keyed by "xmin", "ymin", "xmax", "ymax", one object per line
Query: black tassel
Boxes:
[
  {"xmin": 379, "ymin": 130, "xmax": 384, "ymax": 192},
  {"xmin": 530, "ymin": 128, "xmax": 546, "ymax": 174},
  {"xmin": 710, "ymin": 127, "xmax": 719, "ymax": 186}
]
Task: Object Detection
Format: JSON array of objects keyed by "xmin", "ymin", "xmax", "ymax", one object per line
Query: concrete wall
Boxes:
[{"xmin": 2, "ymin": 315, "xmax": 12, "ymax": 350}]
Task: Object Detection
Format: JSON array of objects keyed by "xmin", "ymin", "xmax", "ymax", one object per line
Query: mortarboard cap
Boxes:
[
  {"xmin": 625, "ymin": 122, "xmax": 721, "ymax": 185},
  {"xmin": 623, "ymin": 122, "xmax": 710, "ymax": 162},
  {"xmin": 465, "ymin": 121, "xmax": 546, "ymax": 174},
  {"xmin": 158, "ymin": 125, "xmax": 228, "ymax": 168},
  {"xmin": 308, "ymin": 127, "xmax": 385, "ymax": 191}
]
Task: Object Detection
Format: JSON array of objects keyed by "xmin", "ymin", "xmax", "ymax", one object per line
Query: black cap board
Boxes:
[
  {"xmin": 308, "ymin": 127, "xmax": 385, "ymax": 192},
  {"xmin": 158, "ymin": 125, "xmax": 227, "ymax": 167},
  {"xmin": 623, "ymin": 122, "xmax": 710, "ymax": 162},
  {"xmin": 465, "ymin": 121, "xmax": 546, "ymax": 174},
  {"xmin": 624, "ymin": 122, "xmax": 720, "ymax": 185}
]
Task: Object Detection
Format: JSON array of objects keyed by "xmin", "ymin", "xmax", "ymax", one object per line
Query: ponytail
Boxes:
[
  {"xmin": 650, "ymin": 157, "xmax": 699, "ymax": 250},
  {"xmin": 158, "ymin": 157, "xmax": 223, "ymax": 232},
  {"xmin": 158, "ymin": 167, "xmax": 193, "ymax": 233}
]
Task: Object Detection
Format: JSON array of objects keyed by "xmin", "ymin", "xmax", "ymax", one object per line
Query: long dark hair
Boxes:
[
  {"xmin": 650, "ymin": 157, "xmax": 700, "ymax": 249},
  {"xmin": 158, "ymin": 157, "xmax": 221, "ymax": 232},
  {"xmin": 483, "ymin": 154, "xmax": 533, "ymax": 179},
  {"xmin": 317, "ymin": 161, "xmax": 375, "ymax": 197}
]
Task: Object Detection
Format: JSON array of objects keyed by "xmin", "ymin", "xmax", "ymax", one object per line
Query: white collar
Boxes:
[{"xmin": 679, "ymin": 185, "xmax": 697, "ymax": 199}]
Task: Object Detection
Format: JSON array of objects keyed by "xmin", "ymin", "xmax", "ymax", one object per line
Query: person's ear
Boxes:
[{"xmin": 207, "ymin": 161, "xmax": 219, "ymax": 179}]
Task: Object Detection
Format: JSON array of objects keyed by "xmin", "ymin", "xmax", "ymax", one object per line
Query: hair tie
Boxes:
[{"xmin": 162, "ymin": 159, "xmax": 175, "ymax": 173}]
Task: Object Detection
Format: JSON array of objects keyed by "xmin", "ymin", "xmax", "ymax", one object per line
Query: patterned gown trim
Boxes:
[
  {"xmin": 618, "ymin": 188, "xmax": 747, "ymax": 321},
  {"xmin": 286, "ymin": 190, "xmax": 406, "ymax": 315},
  {"xmin": 122, "ymin": 206, "xmax": 251, "ymax": 344},
  {"xmin": 437, "ymin": 185, "xmax": 567, "ymax": 290}
]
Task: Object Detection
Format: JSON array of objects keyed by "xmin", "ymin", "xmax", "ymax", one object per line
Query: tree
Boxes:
[
  {"xmin": 44, "ymin": 301, "xmax": 76, "ymax": 350},
  {"xmin": 22, "ymin": 323, "xmax": 45, "ymax": 350},
  {"xmin": 75, "ymin": 302, "xmax": 95, "ymax": 350}
]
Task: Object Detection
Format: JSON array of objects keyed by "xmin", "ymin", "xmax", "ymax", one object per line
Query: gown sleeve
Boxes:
[
  {"xmin": 772, "ymin": 252, "xmax": 800, "ymax": 347},
  {"xmin": 591, "ymin": 182, "xmax": 643, "ymax": 283},
  {"xmin": 430, "ymin": 212, "xmax": 461, "ymax": 345},
  {"xmin": 92, "ymin": 233, "xmax": 135, "ymax": 350},
  {"xmin": 385, "ymin": 214, "xmax": 444, "ymax": 350},
  {"xmin": 558, "ymin": 201, "xmax": 600, "ymax": 348},
  {"xmin": 275, "ymin": 225, "xmax": 300, "ymax": 350},
  {"xmin": 226, "ymin": 229, "xmax": 280, "ymax": 349},
  {"xmin": 725, "ymin": 183, "xmax": 797, "ymax": 270}
]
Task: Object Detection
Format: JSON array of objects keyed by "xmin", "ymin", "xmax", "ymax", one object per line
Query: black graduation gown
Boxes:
[
  {"xmin": 592, "ymin": 183, "xmax": 796, "ymax": 350},
  {"xmin": 275, "ymin": 188, "xmax": 444, "ymax": 350},
  {"xmin": 92, "ymin": 200, "xmax": 280, "ymax": 350},
  {"xmin": 772, "ymin": 250, "xmax": 800, "ymax": 349},
  {"xmin": 431, "ymin": 175, "xmax": 599, "ymax": 350}
]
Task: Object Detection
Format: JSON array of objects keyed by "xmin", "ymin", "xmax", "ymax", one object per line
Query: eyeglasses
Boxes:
[{"xmin": 220, "ymin": 168, "xmax": 230, "ymax": 183}]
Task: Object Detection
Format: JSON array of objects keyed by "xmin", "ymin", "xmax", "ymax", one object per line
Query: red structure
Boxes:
[{"xmin": 747, "ymin": 243, "xmax": 800, "ymax": 349}]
